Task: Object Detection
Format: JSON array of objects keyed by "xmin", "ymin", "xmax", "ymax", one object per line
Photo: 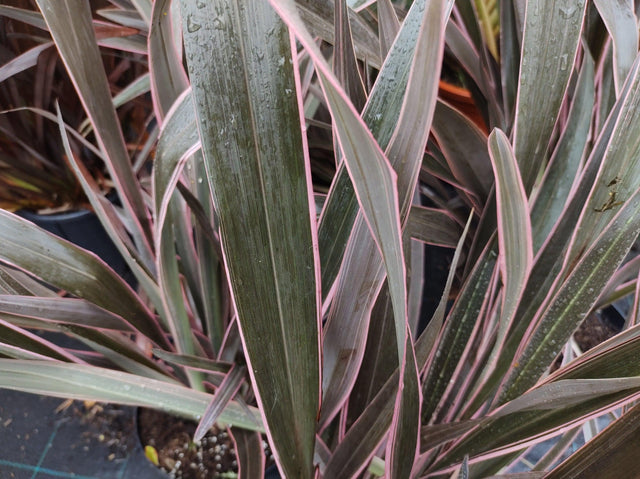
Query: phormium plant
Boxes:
[
  {"xmin": 0, "ymin": 0, "xmax": 151, "ymax": 212},
  {"xmin": 1, "ymin": 0, "xmax": 640, "ymax": 477}
]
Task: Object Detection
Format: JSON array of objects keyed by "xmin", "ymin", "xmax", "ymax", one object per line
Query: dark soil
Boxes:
[
  {"xmin": 574, "ymin": 311, "xmax": 621, "ymax": 351},
  {"xmin": 137, "ymin": 408, "xmax": 274, "ymax": 479},
  {"xmin": 551, "ymin": 310, "xmax": 622, "ymax": 372},
  {"xmin": 65, "ymin": 400, "xmax": 139, "ymax": 461}
]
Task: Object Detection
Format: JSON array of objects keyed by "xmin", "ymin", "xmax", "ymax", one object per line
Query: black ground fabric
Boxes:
[{"xmin": 0, "ymin": 389, "xmax": 165, "ymax": 479}]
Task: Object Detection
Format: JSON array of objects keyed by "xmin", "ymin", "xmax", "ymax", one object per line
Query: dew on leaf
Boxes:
[{"xmin": 186, "ymin": 15, "xmax": 202, "ymax": 33}]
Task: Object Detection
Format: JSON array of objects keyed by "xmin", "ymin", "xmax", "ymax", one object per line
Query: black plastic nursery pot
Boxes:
[
  {"xmin": 136, "ymin": 407, "xmax": 282, "ymax": 478},
  {"xmin": 17, "ymin": 207, "xmax": 135, "ymax": 287},
  {"xmin": 0, "ymin": 207, "xmax": 152, "ymax": 477},
  {"xmin": 3, "ymin": 207, "xmax": 280, "ymax": 478}
]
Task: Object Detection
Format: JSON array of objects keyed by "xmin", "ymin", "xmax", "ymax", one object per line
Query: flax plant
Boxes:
[{"xmin": 1, "ymin": 1, "xmax": 640, "ymax": 477}]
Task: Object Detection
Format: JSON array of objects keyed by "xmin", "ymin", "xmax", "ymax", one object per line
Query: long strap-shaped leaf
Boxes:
[
  {"xmin": 498, "ymin": 58, "xmax": 640, "ymax": 402},
  {"xmin": 149, "ymin": 0, "xmax": 188, "ymax": 120},
  {"xmin": 151, "ymin": 90, "xmax": 202, "ymax": 385},
  {"xmin": 530, "ymin": 53, "xmax": 595, "ymax": 251},
  {"xmin": 318, "ymin": 0, "xmax": 430, "ymax": 301},
  {"xmin": 545, "ymin": 402, "xmax": 640, "ymax": 478},
  {"xmin": 432, "ymin": 382, "xmax": 640, "ymax": 472},
  {"xmin": 285, "ymin": 0, "xmax": 445, "ymax": 430},
  {"xmin": 271, "ymin": 1, "xmax": 408, "ymax": 439},
  {"xmin": 471, "ymin": 58, "xmax": 640, "ymax": 412},
  {"xmin": 500, "ymin": 185, "xmax": 640, "ymax": 403},
  {"xmin": 0, "ymin": 360, "xmax": 262, "ymax": 431},
  {"xmin": 513, "ymin": 0, "xmax": 587, "ymax": 193},
  {"xmin": 35, "ymin": 0, "xmax": 153, "ymax": 260},
  {"xmin": 475, "ymin": 130, "xmax": 532, "ymax": 387},
  {"xmin": 274, "ymin": 0, "xmax": 410, "ymax": 359},
  {"xmin": 0, "ymin": 211, "xmax": 167, "ymax": 348},
  {"xmin": 179, "ymin": 2, "xmax": 320, "ymax": 478},
  {"xmin": 593, "ymin": 0, "xmax": 637, "ymax": 97},
  {"xmin": 326, "ymin": 213, "xmax": 474, "ymax": 478}
]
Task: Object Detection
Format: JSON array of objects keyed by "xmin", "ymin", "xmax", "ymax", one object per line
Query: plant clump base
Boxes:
[{"xmin": 138, "ymin": 408, "xmax": 274, "ymax": 479}]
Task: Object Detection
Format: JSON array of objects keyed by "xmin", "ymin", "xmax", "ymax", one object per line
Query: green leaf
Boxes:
[
  {"xmin": 377, "ymin": 0, "xmax": 400, "ymax": 58},
  {"xmin": 545, "ymin": 402, "xmax": 640, "ymax": 478},
  {"xmin": 157, "ymin": 204, "xmax": 201, "ymax": 384},
  {"xmin": 97, "ymin": 8, "xmax": 147, "ymax": 31},
  {"xmin": 422, "ymin": 246, "xmax": 497, "ymax": 423},
  {"xmin": 567, "ymin": 58, "xmax": 640, "ymax": 264},
  {"xmin": 334, "ymin": 0, "xmax": 366, "ymax": 111},
  {"xmin": 54, "ymin": 105, "xmax": 163, "ymax": 311},
  {"xmin": 0, "ymin": 295, "xmax": 134, "ymax": 332},
  {"xmin": 432, "ymin": 100, "xmax": 493, "ymax": 209},
  {"xmin": 499, "ymin": 0, "xmax": 521, "ymax": 122},
  {"xmin": 149, "ymin": 0, "xmax": 188, "ymax": 119},
  {"xmin": 0, "ymin": 42, "xmax": 53, "ymax": 83},
  {"xmin": 415, "ymin": 210, "xmax": 476, "ymax": 368},
  {"xmin": 79, "ymin": 73, "xmax": 152, "ymax": 136},
  {"xmin": 482, "ymin": 129, "xmax": 532, "ymax": 376},
  {"xmin": 317, "ymin": 0, "xmax": 432, "ymax": 300},
  {"xmin": 153, "ymin": 90, "xmax": 199, "ymax": 244},
  {"xmin": 541, "ymin": 322, "xmax": 640, "ymax": 384},
  {"xmin": 277, "ymin": 0, "xmax": 446, "ymax": 430},
  {"xmin": 0, "ymin": 211, "xmax": 167, "ymax": 348},
  {"xmin": 454, "ymin": 0, "xmax": 484, "ymax": 53},
  {"xmin": 329, "ymin": 211, "xmax": 474, "ymax": 477},
  {"xmin": 420, "ymin": 419, "xmax": 482, "ymax": 453},
  {"xmin": 500, "ymin": 58, "xmax": 640, "ymax": 402},
  {"xmin": 593, "ymin": 0, "xmax": 638, "ymax": 96},
  {"xmin": 35, "ymin": 0, "xmax": 153, "ymax": 250},
  {"xmin": 513, "ymin": 0, "xmax": 587, "ymax": 192},
  {"xmin": 501, "ymin": 187, "xmax": 640, "ymax": 402},
  {"xmin": 0, "ymin": 265, "xmax": 60, "ymax": 297},
  {"xmin": 194, "ymin": 365, "xmax": 246, "ymax": 442},
  {"xmin": 319, "ymin": 69, "xmax": 408, "ymax": 358},
  {"xmin": 180, "ymin": 2, "xmax": 319, "ymax": 477},
  {"xmin": 0, "ymin": 319, "xmax": 79, "ymax": 362},
  {"xmin": 388, "ymin": 341, "xmax": 421, "ymax": 478},
  {"xmin": 231, "ymin": 428, "xmax": 266, "ymax": 478},
  {"xmin": 407, "ymin": 207, "xmax": 461, "ymax": 248},
  {"xmin": 496, "ymin": 378, "xmax": 640, "ymax": 418},
  {"xmin": 530, "ymin": 53, "xmax": 595, "ymax": 251},
  {"xmin": 280, "ymin": 0, "xmax": 414, "ymax": 361},
  {"xmin": 62, "ymin": 325, "xmax": 175, "ymax": 382},
  {"xmin": 151, "ymin": 92, "xmax": 211, "ymax": 371},
  {"xmin": 435, "ymin": 383, "xmax": 640, "ymax": 470},
  {"xmin": 0, "ymin": 5, "xmax": 47, "ymax": 30},
  {"xmin": 152, "ymin": 349, "xmax": 231, "ymax": 374},
  {"xmin": 458, "ymin": 455, "xmax": 470, "ymax": 479},
  {"xmin": 0, "ymin": 360, "xmax": 263, "ymax": 431},
  {"xmin": 296, "ymin": 0, "xmax": 380, "ymax": 67},
  {"xmin": 478, "ymin": 57, "xmax": 640, "ymax": 409},
  {"xmin": 324, "ymin": 370, "xmax": 397, "ymax": 478}
]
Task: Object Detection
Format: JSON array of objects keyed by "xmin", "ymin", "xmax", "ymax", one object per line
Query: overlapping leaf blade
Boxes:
[
  {"xmin": 179, "ymin": 2, "xmax": 319, "ymax": 477},
  {"xmin": 0, "ymin": 360, "xmax": 262, "ymax": 431},
  {"xmin": 35, "ymin": 0, "xmax": 153, "ymax": 254},
  {"xmin": 500, "ymin": 57, "xmax": 640, "ymax": 402},
  {"xmin": 530, "ymin": 53, "xmax": 595, "ymax": 250},
  {"xmin": 545, "ymin": 402, "xmax": 640, "ymax": 478},
  {"xmin": 484, "ymin": 129, "xmax": 532, "ymax": 375},
  {"xmin": 317, "ymin": 0, "xmax": 432, "ymax": 300},
  {"xmin": 593, "ymin": 0, "xmax": 637, "ymax": 96},
  {"xmin": 0, "ymin": 211, "xmax": 166, "ymax": 347},
  {"xmin": 513, "ymin": 0, "xmax": 587, "ymax": 192},
  {"xmin": 0, "ymin": 295, "xmax": 134, "ymax": 332},
  {"xmin": 149, "ymin": 0, "xmax": 188, "ymax": 119}
]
